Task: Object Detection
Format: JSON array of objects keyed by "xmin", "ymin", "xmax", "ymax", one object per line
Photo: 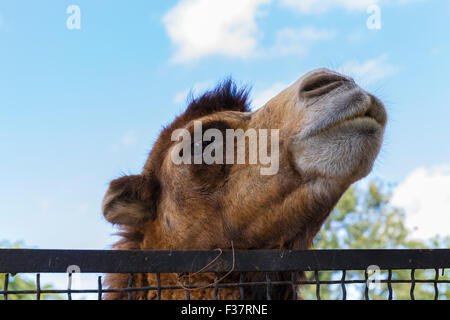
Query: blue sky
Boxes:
[{"xmin": 1, "ymin": 0, "xmax": 449, "ymax": 251}]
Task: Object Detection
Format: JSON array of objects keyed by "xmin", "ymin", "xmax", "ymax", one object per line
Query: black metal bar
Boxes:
[
  {"xmin": 127, "ymin": 274, "xmax": 133, "ymax": 300},
  {"xmin": 364, "ymin": 269, "xmax": 369, "ymax": 300},
  {"xmin": 3, "ymin": 273, "xmax": 8, "ymax": 300},
  {"xmin": 185, "ymin": 275, "xmax": 190, "ymax": 300},
  {"xmin": 341, "ymin": 270, "xmax": 346, "ymax": 300},
  {"xmin": 1, "ymin": 249, "xmax": 449, "ymax": 273},
  {"xmin": 156, "ymin": 273, "xmax": 161, "ymax": 300},
  {"xmin": 98, "ymin": 276, "xmax": 102, "ymax": 300},
  {"xmin": 239, "ymin": 273, "xmax": 244, "ymax": 300},
  {"xmin": 291, "ymin": 272, "xmax": 297, "ymax": 300},
  {"xmin": 265, "ymin": 273, "xmax": 271, "ymax": 300},
  {"xmin": 410, "ymin": 269, "xmax": 415, "ymax": 300},
  {"xmin": 214, "ymin": 275, "xmax": 218, "ymax": 300},
  {"xmin": 315, "ymin": 271, "xmax": 320, "ymax": 300},
  {"xmin": 434, "ymin": 268, "xmax": 439, "ymax": 301},
  {"xmin": 67, "ymin": 272, "xmax": 72, "ymax": 300},
  {"xmin": 387, "ymin": 269, "xmax": 393, "ymax": 300},
  {"xmin": 36, "ymin": 273, "xmax": 41, "ymax": 300}
]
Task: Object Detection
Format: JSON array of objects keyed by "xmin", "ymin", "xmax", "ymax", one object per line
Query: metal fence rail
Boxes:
[{"xmin": 0, "ymin": 249, "xmax": 449, "ymax": 300}]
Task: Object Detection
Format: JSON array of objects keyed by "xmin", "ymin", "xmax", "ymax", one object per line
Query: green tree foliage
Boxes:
[
  {"xmin": 300, "ymin": 181, "xmax": 450, "ymax": 300},
  {"xmin": 0, "ymin": 241, "xmax": 62, "ymax": 300}
]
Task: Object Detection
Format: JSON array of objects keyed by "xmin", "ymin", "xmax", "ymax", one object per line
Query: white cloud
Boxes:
[
  {"xmin": 267, "ymin": 26, "xmax": 335, "ymax": 56},
  {"xmin": 392, "ymin": 166, "xmax": 450, "ymax": 240},
  {"xmin": 252, "ymin": 82, "xmax": 288, "ymax": 110},
  {"xmin": 174, "ymin": 80, "xmax": 214, "ymax": 104},
  {"xmin": 338, "ymin": 54, "xmax": 398, "ymax": 86},
  {"xmin": 280, "ymin": 0, "xmax": 417, "ymax": 14},
  {"xmin": 163, "ymin": 0, "xmax": 271, "ymax": 63}
]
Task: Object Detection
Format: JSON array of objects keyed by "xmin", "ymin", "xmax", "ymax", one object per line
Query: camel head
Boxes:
[{"xmin": 102, "ymin": 68, "xmax": 387, "ymax": 251}]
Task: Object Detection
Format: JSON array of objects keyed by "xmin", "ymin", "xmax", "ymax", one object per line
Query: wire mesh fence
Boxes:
[{"xmin": 0, "ymin": 249, "xmax": 449, "ymax": 300}]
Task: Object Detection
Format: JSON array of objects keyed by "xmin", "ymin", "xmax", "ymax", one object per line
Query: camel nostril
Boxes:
[{"xmin": 300, "ymin": 72, "xmax": 350, "ymax": 99}]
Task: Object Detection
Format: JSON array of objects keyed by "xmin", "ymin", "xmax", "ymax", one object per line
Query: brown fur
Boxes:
[{"xmin": 102, "ymin": 70, "xmax": 387, "ymax": 299}]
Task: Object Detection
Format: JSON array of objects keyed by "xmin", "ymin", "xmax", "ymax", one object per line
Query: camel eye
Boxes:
[
  {"xmin": 193, "ymin": 141, "xmax": 202, "ymax": 149},
  {"xmin": 192, "ymin": 140, "xmax": 219, "ymax": 158},
  {"xmin": 192, "ymin": 141, "xmax": 203, "ymax": 158}
]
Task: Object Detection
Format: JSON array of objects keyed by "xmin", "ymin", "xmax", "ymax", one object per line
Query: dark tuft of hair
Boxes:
[{"xmin": 184, "ymin": 79, "xmax": 250, "ymax": 120}]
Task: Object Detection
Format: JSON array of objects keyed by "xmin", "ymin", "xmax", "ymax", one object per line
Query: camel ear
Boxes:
[{"xmin": 102, "ymin": 174, "xmax": 159, "ymax": 225}]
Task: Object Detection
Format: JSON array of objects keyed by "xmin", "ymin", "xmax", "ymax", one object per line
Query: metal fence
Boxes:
[{"xmin": 0, "ymin": 249, "xmax": 449, "ymax": 300}]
